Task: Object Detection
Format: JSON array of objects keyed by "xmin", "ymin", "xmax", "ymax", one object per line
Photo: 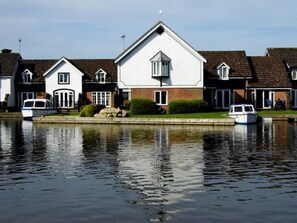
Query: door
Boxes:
[
  {"xmin": 54, "ymin": 90, "xmax": 74, "ymax": 108},
  {"xmin": 216, "ymin": 90, "xmax": 231, "ymax": 109},
  {"xmin": 256, "ymin": 90, "xmax": 274, "ymax": 109}
]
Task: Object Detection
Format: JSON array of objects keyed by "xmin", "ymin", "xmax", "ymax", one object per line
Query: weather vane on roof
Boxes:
[{"xmin": 159, "ymin": 10, "xmax": 163, "ymax": 20}]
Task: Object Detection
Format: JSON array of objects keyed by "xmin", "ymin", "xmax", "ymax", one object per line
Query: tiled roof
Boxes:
[
  {"xmin": 16, "ymin": 60, "xmax": 56, "ymax": 82},
  {"xmin": 16, "ymin": 59, "xmax": 117, "ymax": 82},
  {"xmin": 70, "ymin": 59, "xmax": 117, "ymax": 82},
  {"xmin": 266, "ymin": 48, "xmax": 297, "ymax": 68},
  {"xmin": 199, "ymin": 51, "xmax": 252, "ymax": 78},
  {"xmin": 0, "ymin": 53, "xmax": 21, "ymax": 76},
  {"xmin": 247, "ymin": 56, "xmax": 291, "ymax": 88}
]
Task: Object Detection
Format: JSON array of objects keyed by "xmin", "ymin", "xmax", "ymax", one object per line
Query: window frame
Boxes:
[
  {"xmin": 58, "ymin": 72, "xmax": 70, "ymax": 84},
  {"xmin": 154, "ymin": 90, "xmax": 168, "ymax": 105},
  {"xmin": 92, "ymin": 91, "xmax": 111, "ymax": 107},
  {"xmin": 96, "ymin": 70, "xmax": 107, "ymax": 84},
  {"xmin": 217, "ymin": 63, "xmax": 230, "ymax": 80},
  {"xmin": 291, "ymin": 70, "xmax": 297, "ymax": 80}
]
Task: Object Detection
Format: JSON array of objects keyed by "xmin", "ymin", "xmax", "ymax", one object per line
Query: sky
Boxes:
[{"xmin": 1, "ymin": 0, "xmax": 297, "ymax": 59}]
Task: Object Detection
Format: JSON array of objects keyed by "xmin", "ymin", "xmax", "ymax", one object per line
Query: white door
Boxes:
[{"xmin": 54, "ymin": 90, "xmax": 74, "ymax": 108}]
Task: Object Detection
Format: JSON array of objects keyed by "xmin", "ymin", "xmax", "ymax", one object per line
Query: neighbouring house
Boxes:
[
  {"xmin": 0, "ymin": 50, "xmax": 21, "ymax": 110},
  {"xmin": 247, "ymin": 56, "xmax": 291, "ymax": 109},
  {"xmin": 265, "ymin": 48, "xmax": 297, "ymax": 108},
  {"xmin": 199, "ymin": 51, "xmax": 252, "ymax": 109},
  {"xmin": 115, "ymin": 21, "xmax": 206, "ymax": 109},
  {"xmin": 15, "ymin": 57, "xmax": 117, "ymax": 110}
]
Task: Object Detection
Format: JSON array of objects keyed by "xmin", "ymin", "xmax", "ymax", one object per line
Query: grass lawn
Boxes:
[
  {"xmin": 52, "ymin": 109, "xmax": 297, "ymax": 119},
  {"xmin": 131, "ymin": 110, "xmax": 297, "ymax": 119}
]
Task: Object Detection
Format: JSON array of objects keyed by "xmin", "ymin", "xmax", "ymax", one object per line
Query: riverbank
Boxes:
[
  {"xmin": 32, "ymin": 115, "xmax": 235, "ymax": 126},
  {"xmin": 2, "ymin": 112, "xmax": 297, "ymax": 126}
]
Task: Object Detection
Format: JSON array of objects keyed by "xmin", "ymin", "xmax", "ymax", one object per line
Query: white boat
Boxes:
[
  {"xmin": 21, "ymin": 99, "xmax": 57, "ymax": 120},
  {"xmin": 228, "ymin": 104, "xmax": 258, "ymax": 124}
]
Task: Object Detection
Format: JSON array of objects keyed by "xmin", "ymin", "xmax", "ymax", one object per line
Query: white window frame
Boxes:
[
  {"xmin": 291, "ymin": 70, "xmax": 297, "ymax": 80},
  {"xmin": 150, "ymin": 51, "xmax": 171, "ymax": 77},
  {"xmin": 58, "ymin": 72, "xmax": 70, "ymax": 84},
  {"xmin": 92, "ymin": 92, "xmax": 111, "ymax": 107},
  {"xmin": 217, "ymin": 63, "xmax": 230, "ymax": 80},
  {"xmin": 21, "ymin": 69, "xmax": 33, "ymax": 84},
  {"xmin": 20, "ymin": 92, "xmax": 35, "ymax": 107},
  {"xmin": 154, "ymin": 90, "xmax": 168, "ymax": 105},
  {"xmin": 96, "ymin": 69, "xmax": 107, "ymax": 84},
  {"xmin": 290, "ymin": 90, "xmax": 297, "ymax": 108}
]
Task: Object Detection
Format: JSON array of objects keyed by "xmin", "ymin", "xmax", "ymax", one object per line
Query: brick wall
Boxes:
[{"xmin": 132, "ymin": 88, "xmax": 204, "ymax": 102}]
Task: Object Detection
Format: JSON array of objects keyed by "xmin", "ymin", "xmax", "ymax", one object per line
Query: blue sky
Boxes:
[{"xmin": 1, "ymin": 0, "xmax": 296, "ymax": 59}]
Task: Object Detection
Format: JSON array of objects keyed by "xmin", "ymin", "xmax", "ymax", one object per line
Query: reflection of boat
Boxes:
[
  {"xmin": 228, "ymin": 104, "xmax": 258, "ymax": 124},
  {"xmin": 21, "ymin": 99, "xmax": 57, "ymax": 120}
]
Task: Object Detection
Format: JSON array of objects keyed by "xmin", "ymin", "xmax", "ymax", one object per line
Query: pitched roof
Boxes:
[
  {"xmin": 0, "ymin": 52, "xmax": 21, "ymax": 76},
  {"xmin": 247, "ymin": 56, "xmax": 291, "ymax": 88},
  {"xmin": 70, "ymin": 59, "xmax": 117, "ymax": 82},
  {"xmin": 266, "ymin": 48, "xmax": 297, "ymax": 68},
  {"xmin": 16, "ymin": 59, "xmax": 56, "ymax": 82},
  {"xmin": 115, "ymin": 21, "xmax": 206, "ymax": 63},
  {"xmin": 199, "ymin": 51, "xmax": 252, "ymax": 78},
  {"xmin": 16, "ymin": 58, "xmax": 117, "ymax": 82}
]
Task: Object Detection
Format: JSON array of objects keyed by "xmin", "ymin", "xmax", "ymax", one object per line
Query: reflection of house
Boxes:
[
  {"xmin": 115, "ymin": 21, "xmax": 206, "ymax": 108},
  {"xmin": 15, "ymin": 57, "xmax": 117, "ymax": 109},
  {"xmin": 200, "ymin": 51, "xmax": 252, "ymax": 109}
]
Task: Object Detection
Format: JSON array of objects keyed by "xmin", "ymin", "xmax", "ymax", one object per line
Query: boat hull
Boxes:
[
  {"xmin": 21, "ymin": 108, "xmax": 57, "ymax": 120},
  {"xmin": 229, "ymin": 113, "xmax": 258, "ymax": 124}
]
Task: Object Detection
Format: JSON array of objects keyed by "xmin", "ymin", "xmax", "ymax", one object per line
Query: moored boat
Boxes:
[
  {"xmin": 21, "ymin": 99, "xmax": 57, "ymax": 120},
  {"xmin": 228, "ymin": 104, "xmax": 258, "ymax": 124}
]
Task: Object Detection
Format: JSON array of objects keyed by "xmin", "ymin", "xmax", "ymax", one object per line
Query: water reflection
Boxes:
[{"xmin": 0, "ymin": 120, "xmax": 297, "ymax": 222}]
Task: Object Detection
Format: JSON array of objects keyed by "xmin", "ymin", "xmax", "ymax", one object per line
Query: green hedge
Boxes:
[
  {"xmin": 130, "ymin": 98, "xmax": 157, "ymax": 115},
  {"xmin": 168, "ymin": 99, "xmax": 209, "ymax": 114},
  {"xmin": 79, "ymin": 104, "xmax": 105, "ymax": 117}
]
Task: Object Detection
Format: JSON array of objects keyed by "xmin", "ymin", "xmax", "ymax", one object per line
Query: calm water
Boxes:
[{"xmin": 0, "ymin": 120, "xmax": 297, "ymax": 223}]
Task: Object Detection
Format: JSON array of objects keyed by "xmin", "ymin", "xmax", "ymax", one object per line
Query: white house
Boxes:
[
  {"xmin": 115, "ymin": 21, "xmax": 206, "ymax": 107},
  {"xmin": 43, "ymin": 57, "xmax": 83, "ymax": 108}
]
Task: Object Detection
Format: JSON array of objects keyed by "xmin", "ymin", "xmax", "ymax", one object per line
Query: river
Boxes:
[{"xmin": 0, "ymin": 120, "xmax": 297, "ymax": 222}]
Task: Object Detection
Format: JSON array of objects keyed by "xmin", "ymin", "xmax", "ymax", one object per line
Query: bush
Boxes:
[
  {"xmin": 79, "ymin": 104, "xmax": 105, "ymax": 117},
  {"xmin": 130, "ymin": 98, "xmax": 157, "ymax": 115},
  {"xmin": 168, "ymin": 99, "xmax": 209, "ymax": 114}
]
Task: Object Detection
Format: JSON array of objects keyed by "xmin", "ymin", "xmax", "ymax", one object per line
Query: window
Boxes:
[
  {"xmin": 96, "ymin": 69, "xmax": 107, "ymax": 83},
  {"xmin": 292, "ymin": 70, "xmax": 297, "ymax": 80},
  {"xmin": 58, "ymin": 72, "xmax": 70, "ymax": 84},
  {"xmin": 217, "ymin": 63, "xmax": 230, "ymax": 80},
  {"xmin": 154, "ymin": 91, "xmax": 167, "ymax": 105},
  {"xmin": 92, "ymin": 92, "xmax": 111, "ymax": 107},
  {"xmin": 150, "ymin": 51, "xmax": 171, "ymax": 77},
  {"xmin": 21, "ymin": 69, "xmax": 33, "ymax": 83}
]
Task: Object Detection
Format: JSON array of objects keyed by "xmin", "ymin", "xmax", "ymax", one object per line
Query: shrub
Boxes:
[
  {"xmin": 130, "ymin": 98, "xmax": 157, "ymax": 115},
  {"xmin": 79, "ymin": 104, "xmax": 105, "ymax": 117},
  {"xmin": 168, "ymin": 99, "xmax": 209, "ymax": 114}
]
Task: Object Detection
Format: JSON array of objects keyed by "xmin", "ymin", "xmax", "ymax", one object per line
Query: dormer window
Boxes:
[
  {"xmin": 150, "ymin": 51, "xmax": 171, "ymax": 77},
  {"xmin": 217, "ymin": 63, "xmax": 230, "ymax": 80},
  {"xmin": 96, "ymin": 69, "xmax": 107, "ymax": 83},
  {"xmin": 292, "ymin": 70, "xmax": 297, "ymax": 80},
  {"xmin": 21, "ymin": 69, "xmax": 33, "ymax": 84}
]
